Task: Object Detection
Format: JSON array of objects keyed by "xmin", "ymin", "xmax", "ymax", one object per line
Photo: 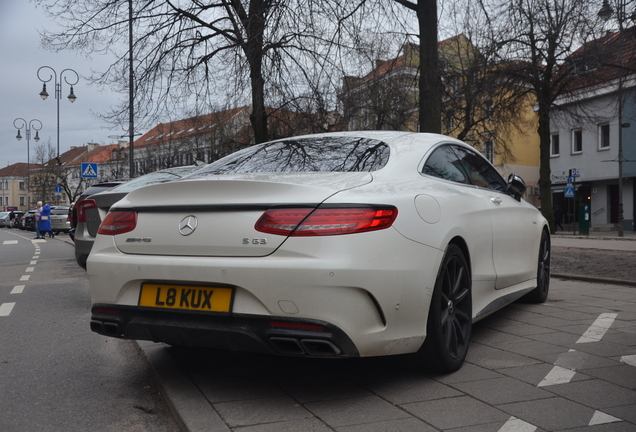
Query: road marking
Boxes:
[
  {"xmin": 0, "ymin": 303, "xmax": 16, "ymax": 316},
  {"xmin": 621, "ymin": 355, "xmax": 636, "ymax": 367},
  {"xmin": 32, "ymin": 256, "xmax": 38, "ymax": 259},
  {"xmin": 498, "ymin": 416, "xmax": 537, "ymax": 432},
  {"xmin": 11, "ymin": 285, "xmax": 25, "ymax": 294},
  {"xmin": 589, "ymin": 410, "xmax": 622, "ymax": 426},
  {"xmin": 576, "ymin": 313, "xmax": 617, "ymax": 343},
  {"xmin": 30, "ymin": 261, "xmax": 37, "ymax": 265},
  {"xmin": 2, "ymin": 240, "xmax": 18, "ymax": 245},
  {"xmin": 26, "ymin": 267, "xmax": 34, "ymax": 272},
  {"xmin": 538, "ymin": 365, "xmax": 576, "ymax": 387},
  {"xmin": 20, "ymin": 275, "xmax": 30, "ymax": 281}
]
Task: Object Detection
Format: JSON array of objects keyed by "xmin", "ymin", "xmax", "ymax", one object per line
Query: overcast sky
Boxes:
[{"xmin": 0, "ymin": 1, "xmax": 125, "ymax": 168}]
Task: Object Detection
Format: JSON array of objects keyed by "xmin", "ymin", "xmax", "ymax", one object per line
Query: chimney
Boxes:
[{"xmin": 87, "ymin": 143, "xmax": 100, "ymax": 152}]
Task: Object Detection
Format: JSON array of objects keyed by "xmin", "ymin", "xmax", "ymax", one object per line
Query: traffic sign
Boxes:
[
  {"xmin": 54, "ymin": 186, "xmax": 62, "ymax": 193},
  {"xmin": 81, "ymin": 162, "xmax": 98, "ymax": 178},
  {"xmin": 569, "ymin": 168, "xmax": 580, "ymax": 178},
  {"xmin": 564, "ymin": 186, "xmax": 575, "ymax": 198}
]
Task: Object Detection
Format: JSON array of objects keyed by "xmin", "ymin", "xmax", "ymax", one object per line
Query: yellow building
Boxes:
[{"xmin": 341, "ymin": 35, "xmax": 541, "ymax": 205}]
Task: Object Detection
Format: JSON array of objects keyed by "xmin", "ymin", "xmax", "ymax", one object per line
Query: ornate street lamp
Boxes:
[
  {"xmin": 13, "ymin": 118, "xmax": 42, "ymax": 209},
  {"xmin": 37, "ymin": 66, "xmax": 79, "ymax": 205},
  {"xmin": 597, "ymin": 0, "xmax": 636, "ymax": 236}
]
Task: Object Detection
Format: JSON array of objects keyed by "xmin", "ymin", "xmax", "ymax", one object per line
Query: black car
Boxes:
[{"xmin": 23, "ymin": 211, "xmax": 36, "ymax": 231}]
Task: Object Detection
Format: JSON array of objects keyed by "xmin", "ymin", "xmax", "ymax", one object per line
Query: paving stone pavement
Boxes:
[{"xmin": 137, "ymin": 236, "xmax": 636, "ymax": 432}]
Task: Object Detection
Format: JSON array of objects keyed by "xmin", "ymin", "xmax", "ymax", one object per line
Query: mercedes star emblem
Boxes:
[{"xmin": 178, "ymin": 215, "xmax": 198, "ymax": 236}]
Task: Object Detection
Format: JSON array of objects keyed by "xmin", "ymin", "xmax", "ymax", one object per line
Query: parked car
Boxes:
[
  {"xmin": 50, "ymin": 206, "xmax": 71, "ymax": 234},
  {"xmin": 23, "ymin": 210, "xmax": 37, "ymax": 231},
  {"xmin": 0, "ymin": 212, "xmax": 10, "ymax": 228},
  {"xmin": 75, "ymin": 166, "xmax": 200, "ymax": 269},
  {"xmin": 68, "ymin": 181, "xmax": 125, "ymax": 243},
  {"xmin": 9, "ymin": 211, "xmax": 25, "ymax": 229},
  {"xmin": 87, "ymin": 131, "xmax": 550, "ymax": 373}
]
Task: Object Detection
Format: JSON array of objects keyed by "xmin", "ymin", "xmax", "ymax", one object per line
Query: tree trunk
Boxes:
[
  {"xmin": 417, "ymin": 0, "xmax": 441, "ymax": 133},
  {"xmin": 245, "ymin": 0, "xmax": 269, "ymax": 144},
  {"xmin": 537, "ymin": 99, "xmax": 555, "ymax": 233}
]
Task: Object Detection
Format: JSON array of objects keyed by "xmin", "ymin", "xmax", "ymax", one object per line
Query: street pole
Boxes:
[
  {"xmin": 13, "ymin": 118, "xmax": 42, "ymax": 210},
  {"xmin": 37, "ymin": 66, "xmax": 79, "ymax": 206}
]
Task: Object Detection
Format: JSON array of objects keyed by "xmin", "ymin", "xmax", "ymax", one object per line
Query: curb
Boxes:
[
  {"xmin": 135, "ymin": 340, "xmax": 230, "ymax": 432},
  {"xmin": 552, "ymin": 234, "xmax": 636, "ymax": 241},
  {"xmin": 551, "ymin": 272, "xmax": 636, "ymax": 287}
]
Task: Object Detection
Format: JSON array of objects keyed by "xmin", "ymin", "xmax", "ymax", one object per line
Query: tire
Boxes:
[
  {"xmin": 415, "ymin": 243, "xmax": 472, "ymax": 373},
  {"xmin": 522, "ymin": 229, "xmax": 550, "ymax": 304}
]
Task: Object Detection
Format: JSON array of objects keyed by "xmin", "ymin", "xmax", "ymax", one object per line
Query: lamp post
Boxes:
[
  {"xmin": 37, "ymin": 66, "xmax": 79, "ymax": 205},
  {"xmin": 598, "ymin": 0, "xmax": 636, "ymax": 237},
  {"xmin": 13, "ymin": 118, "xmax": 42, "ymax": 210}
]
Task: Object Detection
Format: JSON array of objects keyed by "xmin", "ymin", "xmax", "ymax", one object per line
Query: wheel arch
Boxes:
[{"xmin": 448, "ymin": 236, "xmax": 472, "ymax": 280}]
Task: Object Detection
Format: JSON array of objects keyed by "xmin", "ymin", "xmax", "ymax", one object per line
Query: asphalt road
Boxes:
[{"xmin": 0, "ymin": 228, "xmax": 180, "ymax": 432}]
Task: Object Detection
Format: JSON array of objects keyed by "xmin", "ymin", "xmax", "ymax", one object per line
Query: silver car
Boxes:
[
  {"xmin": 50, "ymin": 206, "xmax": 71, "ymax": 234},
  {"xmin": 0, "ymin": 212, "xmax": 10, "ymax": 228}
]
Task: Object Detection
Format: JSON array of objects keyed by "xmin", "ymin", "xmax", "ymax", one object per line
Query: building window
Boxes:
[
  {"xmin": 572, "ymin": 129, "xmax": 583, "ymax": 154},
  {"xmin": 20, "ymin": 196, "xmax": 25, "ymax": 206},
  {"xmin": 19, "ymin": 182, "xmax": 25, "ymax": 190},
  {"xmin": 482, "ymin": 140, "xmax": 494, "ymax": 163},
  {"xmin": 598, "ymin": 123, "xmax": 610, "ymax": 150},
  {"xmin": 550, "ymin": 133, "xmax": 560, "ymax": 157}
]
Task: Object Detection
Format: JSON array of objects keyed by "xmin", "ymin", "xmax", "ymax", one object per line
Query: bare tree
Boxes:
[
  {"xmin": 437, "ymin": 19, "xmax": 530, "ymax": 164},
  {"xmin": 36, "ymin": 0, "xmax": 371, "ymax": 143},
  {"xmin": 478, "ymin": 0, "xmax": 596, "ymax": 232},
  {"xmin": 31, "ymin": 141, "xmax": 58, "ymax": 204}
]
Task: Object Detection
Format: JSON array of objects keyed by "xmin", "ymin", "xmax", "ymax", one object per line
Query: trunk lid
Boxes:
[{"xmin": 111, "ymin": 172, "xmax": 372, "ymax": 257}]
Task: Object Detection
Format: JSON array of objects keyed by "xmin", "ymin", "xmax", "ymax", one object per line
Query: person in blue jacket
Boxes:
[{"xmin": 40, "ymin": 202, "xmax": 55, "ymax": 238}]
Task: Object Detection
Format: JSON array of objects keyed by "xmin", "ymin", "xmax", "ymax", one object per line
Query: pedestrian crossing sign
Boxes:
[
  {"xmin": 81, "ymin": 162, "xmax": 98, "ymax": 178},
  {"xmin": 564, "ymin": 186, "xmax": 575, "ymax": 198}
]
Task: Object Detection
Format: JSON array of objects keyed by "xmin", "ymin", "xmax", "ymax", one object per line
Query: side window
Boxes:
[
  {"xmin": 422, "ymin": 145, "xmax": 468, "ymax": 184},
  {"xmin": 452, "ymin": 146, "xmax": 507, "ymax": 191}
]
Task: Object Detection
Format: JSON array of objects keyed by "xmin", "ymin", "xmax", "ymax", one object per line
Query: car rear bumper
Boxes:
[
  {"xmin": 91, "ymin": 304, "xmax": 359, "ymax": 357},
  {"xmin": 88, "ymin": 230, "xmax": 443, "ymax": 357}
]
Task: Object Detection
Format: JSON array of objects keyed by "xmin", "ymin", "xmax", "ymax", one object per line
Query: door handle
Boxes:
[{"xmin": 490, "ymin": 197, "xmax": 502, "ymax": 205}]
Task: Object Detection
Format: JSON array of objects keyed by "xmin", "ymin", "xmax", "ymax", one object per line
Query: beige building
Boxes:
[{"xmin": 0, "ymin": 162, "xmax": 43, "ymax": 211}]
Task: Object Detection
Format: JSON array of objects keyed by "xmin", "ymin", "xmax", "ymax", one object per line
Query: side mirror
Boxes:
[{"xmin": 506, "ymin": 173, "xmax": 526, "ymax": 201}]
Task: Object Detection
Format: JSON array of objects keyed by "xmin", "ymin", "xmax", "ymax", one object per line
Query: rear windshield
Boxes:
[
  {"xmin": 195, "ymin": 136, "xmax": 390, "ymax": 175},
  {"xmin": 109, "ymin": 166, "xmax": 200, "ymax": 193}
]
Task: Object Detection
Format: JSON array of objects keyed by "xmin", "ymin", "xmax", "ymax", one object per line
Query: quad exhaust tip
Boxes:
[
  {"xmin": 269, "ymin": 337, "xmax": 341, "ymax": 356},
  {"xmin": 90, "ymin": 320, "xmax": 122, "ymax": 337}
]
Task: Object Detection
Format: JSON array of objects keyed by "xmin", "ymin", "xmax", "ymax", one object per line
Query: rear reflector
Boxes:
[
  {"xmin": 255, "ymin": 206, "xmax": 397, "ymax": 236},
  {"xmin": 98, "ymin": 211, "xmax": 138, "ymax": 235},
  {"xmin": 76, "ymin": 199, "xmax": 97, "ymax": 223}
]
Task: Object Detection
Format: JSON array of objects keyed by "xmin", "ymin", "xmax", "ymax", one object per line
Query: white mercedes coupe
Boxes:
[{"xmin": 88, "ymin": 131, "xmax": 550, "ymax": 373}]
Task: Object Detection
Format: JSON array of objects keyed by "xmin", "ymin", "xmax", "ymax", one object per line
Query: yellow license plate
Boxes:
[{"xmin": 139, "ymin": 284, "xmax": 233, "ymax": 312}]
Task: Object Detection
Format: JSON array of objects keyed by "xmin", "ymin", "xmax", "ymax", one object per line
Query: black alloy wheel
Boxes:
[
  {"xmin": 523, "ymin": 229, "xmax": 551, "ymax": 303},
  {"xmin": 416, "ymin": 243, "xmax": 472, "ymax": 373}
]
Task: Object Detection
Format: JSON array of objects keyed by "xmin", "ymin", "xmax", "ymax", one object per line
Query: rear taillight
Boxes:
[
  {"xmin": 98, "ymin": 211, "xmax": 138, "ymax": 235},
  {"xmin": 255, "ymin": 206, "xmax": 398, "ymax": 236},
  {"xmin": 76, "ymin": 199, "xmax": 97, "ymax": 223}
]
